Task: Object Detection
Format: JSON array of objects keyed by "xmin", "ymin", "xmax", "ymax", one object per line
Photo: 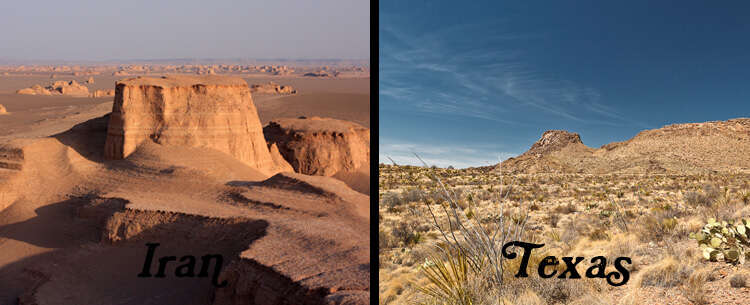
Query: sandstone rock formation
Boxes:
[
  {"xmin": 263, "ymin": 117, "xmax": 369, "ymax": 176},
  {"xmin": 0, "ymin": 104, "xmax": 7, "ymax": 114},
  {"xmin": 16, "ymin": 80, "xmax": 90, "ymax": 97},
  {"xmin": 1, "ymin": 126, "xmax": 369, "ymax": 304},
  {"xmin": 16, "ymin": 84, "xmax": 52, "ymax": 95},
  {"xmin": 90, "ymin": 89, "xmax": 115, "ymax": 98},
  {"xmin": 50, "ymin": 80, "xmax": 89, "ymax": 96},
  {"xmin": 87, "ymin": 76, "xmax": 94, "ymax": 84},
  {"xmin": 499, "ymin": 118, "xmax": 750, "ymax": 174},
  {"xmin": 103, "ymin": 75, "xmax": 292, "ymax": 175},
  {"xmin": 249, "ymin": 82, "xmax": 297, "ymax": 95},
  {"xmin": 304, "ymin": 70, "xmax": 339, "ymax": 77}
]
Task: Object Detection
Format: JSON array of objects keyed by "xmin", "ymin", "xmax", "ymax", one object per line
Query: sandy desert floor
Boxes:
[
  {"xmin": 0, "ymin": 72, "xmax": 370, "ymax": 304},
  {"xmin": 0, "ymin": 74, "xmax": 369, "ymax": 137}
]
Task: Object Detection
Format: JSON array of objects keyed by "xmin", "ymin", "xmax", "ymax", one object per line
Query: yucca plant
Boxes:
[
  {"xmin": 418, "ymin": 249, "xmax": 473, "ymax": 305},
  {"xmin": 411, "ymin": 154, "xmax": 529, "ymax": 287}
]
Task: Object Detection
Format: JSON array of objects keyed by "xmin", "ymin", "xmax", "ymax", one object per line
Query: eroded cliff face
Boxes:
[
  {"xmin": 263, "ymin": 117, "xmax": 369, "ymax": 176},
  {"xmin": 103, "ymin": 75, "xmax": 292, "ymax": 175}
]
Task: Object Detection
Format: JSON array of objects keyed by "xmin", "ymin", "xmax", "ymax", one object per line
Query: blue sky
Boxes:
[
  {"xmin": 0, "ymin": 0, "xmax": 368, "ymax": 61},
  {"xmin": 380, "ymin": 1, "xmax": 750, "ymax": 168}
]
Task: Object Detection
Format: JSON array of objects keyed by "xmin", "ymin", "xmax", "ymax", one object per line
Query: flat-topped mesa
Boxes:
[
  {"xmin": 263, "ymin": 117, "xmax": 369, "ymax": 176},
  {"xmin": 104, "ymin": 75, "xmax": 292, "ymax": 175}
]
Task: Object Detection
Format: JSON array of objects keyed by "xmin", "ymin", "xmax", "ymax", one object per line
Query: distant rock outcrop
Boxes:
[
  {"xmin": 263, "ymin": 117, "xmax": 369, "ymax": 176},
  {"xmin": 16, "ymin": 84, "xmax": 52, "ymax": 96},
  {"xmin": 303, "ymin": 70, "xmax": 339, "ymax": 78},
  {"xmin": 16, "ymin": 80, "xmax": 90, "ymax": 97},
  {"xmin": 103, "ymin": 75, "xmax": 293, "ymax": 175},
  {"xmin": 249, "ymin": 82, "xmax": 297, "ymax": 95},
  {"xmin": 526, "ymin": 130, "xmax": 584, "ymax": 156},
  {"xmin": 499, "ymin": 118, "xmax": 750, "ymax": 174},
  {"xmin": 90, "ymin": 89, "xmax": 115, "ymax": 98},
  {"xmin": 0, "ymin": 104, "xmax": 7, "ymax": 114}
]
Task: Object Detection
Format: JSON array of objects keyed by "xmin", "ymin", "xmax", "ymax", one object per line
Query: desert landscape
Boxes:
[
  {"xmin": 379, "ymin": 119, "xmax": 750, "ymax": 304},
  {"xmin": 0, "ymin": 62, "xmax": 370, "ymax": 304}
]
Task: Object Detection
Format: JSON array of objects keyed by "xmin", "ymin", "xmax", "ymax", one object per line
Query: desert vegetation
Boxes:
[{"xmin": 379, "ymin": 163, "xmax": 750, "ymax": 304}]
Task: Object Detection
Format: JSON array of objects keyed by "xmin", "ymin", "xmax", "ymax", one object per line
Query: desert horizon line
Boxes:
[{"xmin": 0, "ymin": 57, "xmax": 371, "ymax": 66}]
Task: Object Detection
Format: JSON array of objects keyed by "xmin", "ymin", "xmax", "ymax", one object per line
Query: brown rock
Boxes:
[
  {"xmin": 52, "ymin": 80, "xmax": 89, "ymax": 97},
  {"xmin": 249, "ymin": 82, "xmax": 297, "ymax": 95},
  {"xmin": 0, "ymin": 104, "xmax": 7, "ymax": 114},
  {"xmin": 263, "ymin": 117, "xmax": 369, "ymax": 176},
  {"xmin": 90, "ymin": 89, "xmax": 115, "ymax": 98},
  {"xmin": 16, "ymin": 84, "xmax": 51, "ymax": 95},
  {"xmin": 104, "ymin": 75, "xmax": 292, "ymax": 175},
  {"xmin": 527, "ymin": 130, "xmax": 583, "ymax": 156},
  {"xmin": 87, "ymin": 76, "xmax": 94, "ymax": 84},
  {"xmin": 16, "ymin": 81, "xmax": 89, "ymax": 97}
]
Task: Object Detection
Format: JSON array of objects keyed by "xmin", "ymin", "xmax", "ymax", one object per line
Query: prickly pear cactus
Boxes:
[{"xmin": 689, "ymin": 218, "xmax": 750, "ymax": 264}]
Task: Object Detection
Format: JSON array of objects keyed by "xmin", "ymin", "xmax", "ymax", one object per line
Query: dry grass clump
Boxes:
[
  {"xmin": 381, "ymin": 188, "xmax": 427, "ymax": 211},
  {"xmin": 554, "ymin": 202, "xmax": 577, "ymax": 214},
  {"xmin": 380, "ymin": 228, "xmax": 396, "ymax": 250},
  {"xmin": 741, "ymin": 190, "xmax": 750, "ymax": 205},
  {"xmin": 729, "ymin": 273, "xmax": 747, "ymax": 288},
  {"xmin": 683, "ymin": 184, "xmax": 720, "ymax": 208},
  {"xmin": 637, "ymin": 256, "xmax": 694, "ymax": 287},
  {"xmin": 637, "ymin": 206, "xmax": 681, "ymax": 242},
  {"xmin": 500, "ymin": 289, "xmax": 544, "ymax": 305},
  {"xmin": 546, "ymin": 213, "xmax": 561, "ymax": 228},
  {"xmin": 682, "ymin": 267, "xmax": 711, "ymax": 305},
  {"xmin": 380, "ymin": 267, "xmax": 418, "ymax": 305}
]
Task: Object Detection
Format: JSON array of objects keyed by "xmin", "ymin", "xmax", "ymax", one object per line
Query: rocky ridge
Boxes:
[{"xmin": 498, "ymin": 118, "xmax": 750, "ymax": 174}]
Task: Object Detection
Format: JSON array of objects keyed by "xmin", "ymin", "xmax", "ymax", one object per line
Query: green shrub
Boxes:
[{"xmin": 392, "ymin": 221, "xmax": 422, "ymax": 248}]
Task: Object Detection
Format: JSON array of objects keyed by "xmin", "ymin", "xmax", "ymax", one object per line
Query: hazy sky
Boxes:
[
  {"xmin": 380, "ymin": 0, "xmax": 750, "ymax": 168},
  {"xmin": 0, "ymin": 0, "xmax": 369, "ymax": 61}
]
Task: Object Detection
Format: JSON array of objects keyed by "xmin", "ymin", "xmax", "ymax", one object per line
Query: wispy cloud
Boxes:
[
  {"xmin": 379, "ymin": 16, "xmax": 651, "ymax": 129},
  {"xmin": 379, "ymin": 140, "xmax": 517, "ymax": 168}
]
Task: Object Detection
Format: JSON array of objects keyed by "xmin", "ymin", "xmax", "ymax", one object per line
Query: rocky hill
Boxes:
[{"xmin": 498, "ymin": 118, "xmax": 750, "ymax": 174}]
